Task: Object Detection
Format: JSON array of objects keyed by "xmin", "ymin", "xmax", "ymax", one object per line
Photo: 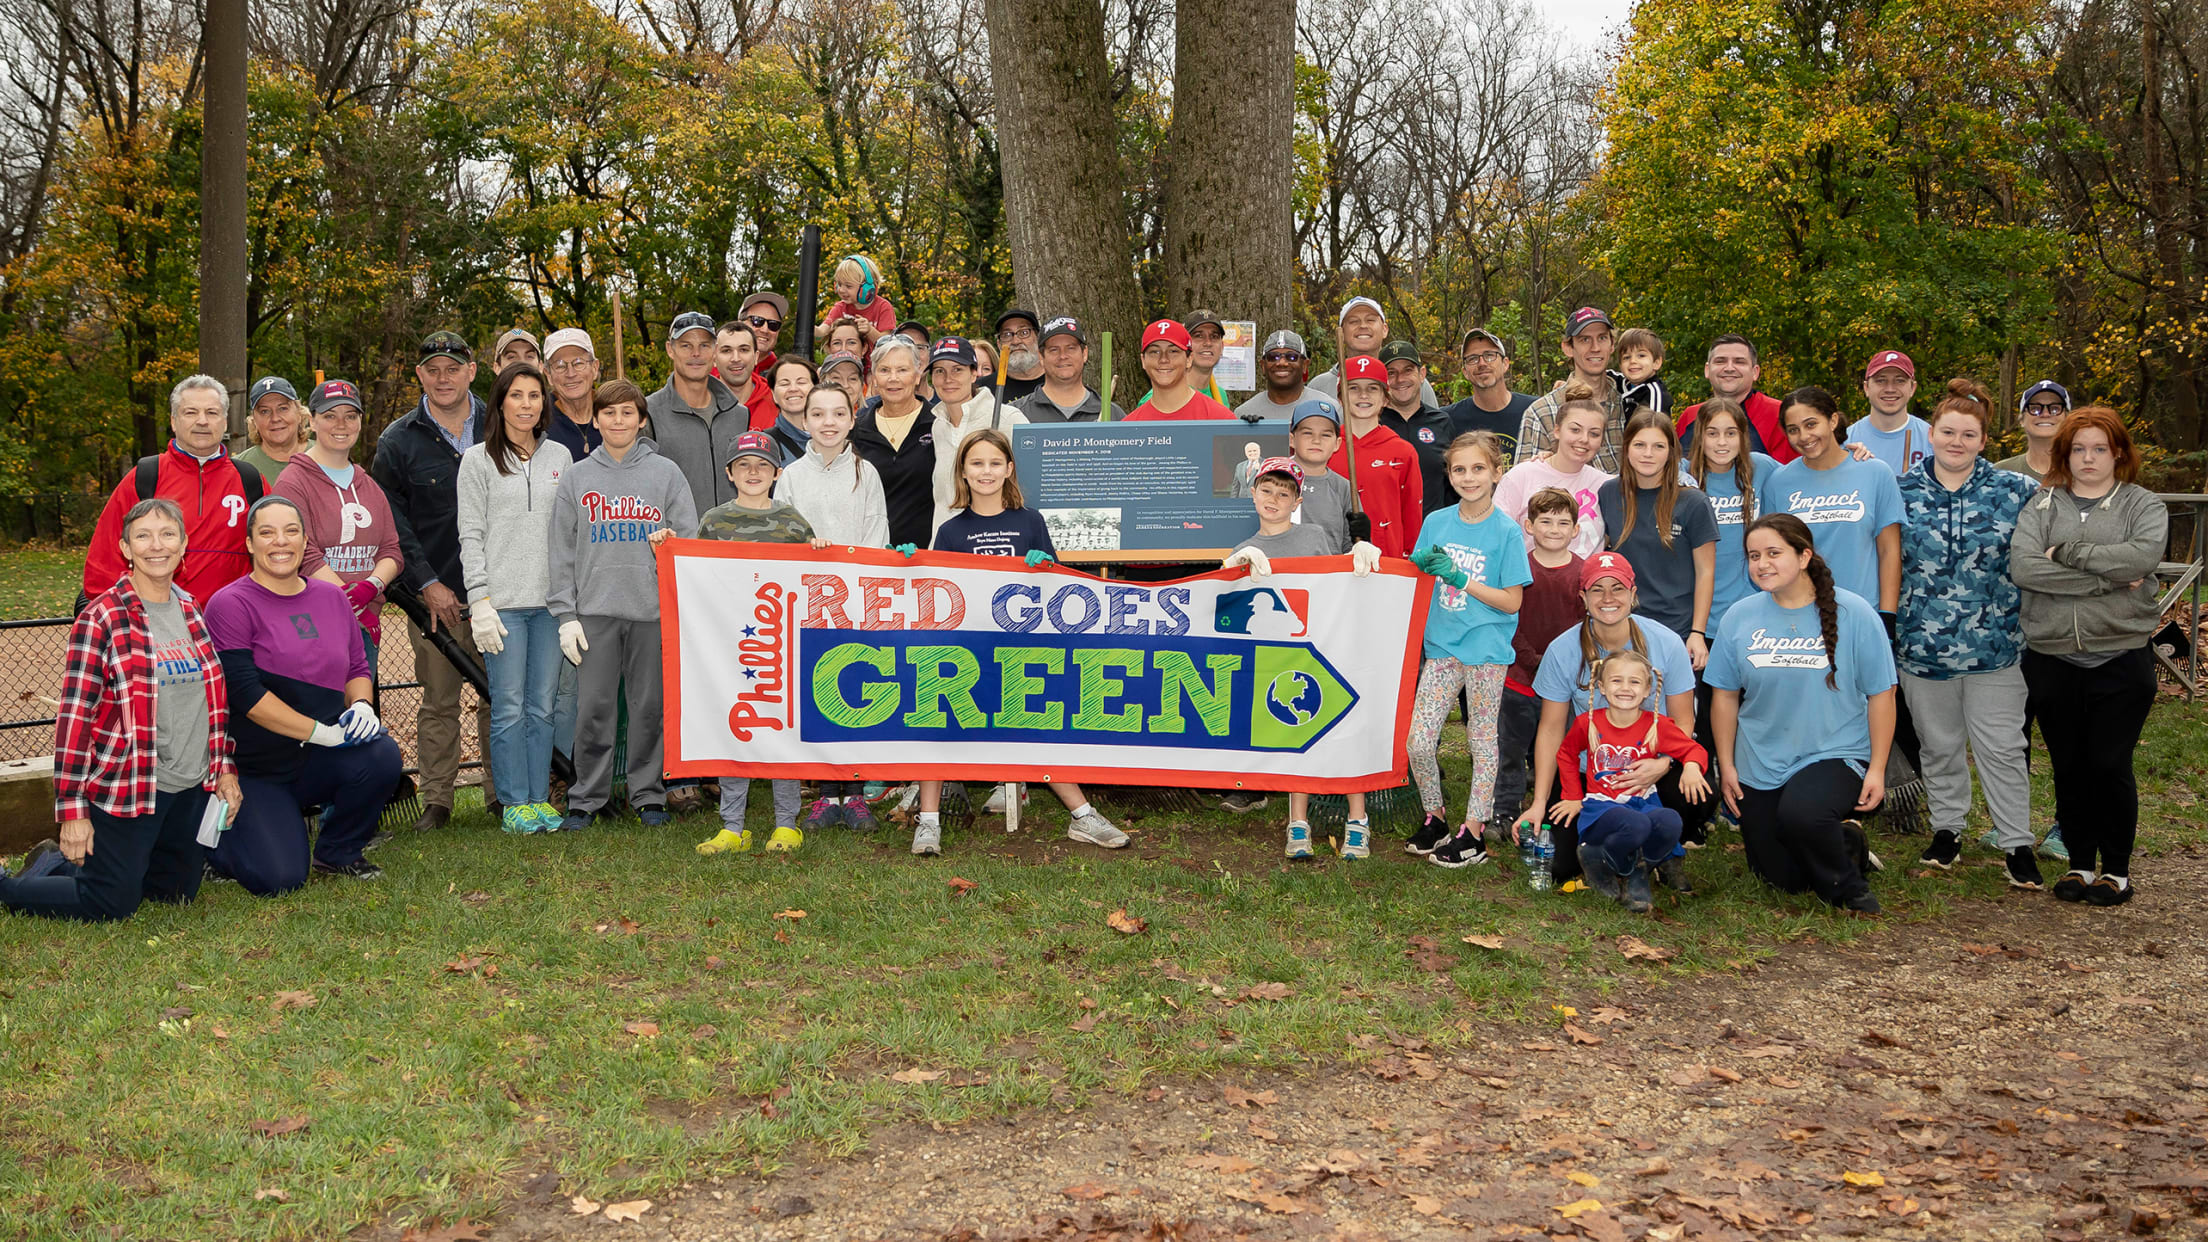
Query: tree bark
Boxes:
[
  {"xmin": 1162, "ymin": 0, "xmax": 1295, "ymax": 342},
  {"xmin": 985, "ymin": 0, "xmax": 1142, "ymax": 393},
  {"xmin": 201, "ymin": 0, "xmax": 250, "ymax": 446}
]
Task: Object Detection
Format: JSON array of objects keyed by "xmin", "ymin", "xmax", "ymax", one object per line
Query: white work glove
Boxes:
[
  {"xmin": 338, "ymin": 701, "xmax": 382, "ymax": 744},
  {"xmin": 559, "ymin": 619, "xmax": 589, "ymax": 666},
  {"xmin": 1222, "ymin": 546, "xmax": 1273, "ymax": 581},
  {"xmin": 1350, "ymin": 540, "xmax": 1381, "ymax": 576},
  {"xmin": 469, "ymin": 597, "xmax": 506, "ymax": 656},
  {"xmin": 306, "ymin": 721, "xmax": 346, "ymax": 748}
]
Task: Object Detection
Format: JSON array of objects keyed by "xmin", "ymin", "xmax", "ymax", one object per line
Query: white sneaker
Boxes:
[
  {"xmin": 1341, "ymin": 819, "xmax": 1370, "ymax": 860},
  {"xmin": 1067, "ymin": 811, "xmax": 1128, "ymax": 848},
  {"xmin": 983, "ymin": 783, "xmax": 1030, "ymax": 814},
  {"xmin": 911, "ymin": 820, "xmax": 942, "ymax": 855}
]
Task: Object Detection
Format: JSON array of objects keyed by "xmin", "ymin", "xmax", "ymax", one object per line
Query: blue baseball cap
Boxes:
[{"xmin": 1289, "ymin": 396, "xmax": 1343, "ymax": 431}]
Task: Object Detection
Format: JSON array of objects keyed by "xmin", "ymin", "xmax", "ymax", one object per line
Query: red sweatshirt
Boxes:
[
  {"xmin": 1677, "ymin": 391, "xmax": 1797, "ymax": 465},
  {"xmin": 80, "ymin": 443, "xmax": 256, "ymax": 605},
  {"xmin": 1556, "ymin": 708, "xmax": 1708, "ymax": 802},
  {"xmin": 825, "ymin": 296, "xmax": 900, "ymax": 337},
  {"xmin": 1327, "ymin": 423, "xmax": 1425, "ymax": 558}
]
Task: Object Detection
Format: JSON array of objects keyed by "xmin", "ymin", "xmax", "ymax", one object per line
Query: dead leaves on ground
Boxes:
[
  {"xmin": 1106, "ymin": 908, "xmax": 1147, "ymax": 935},
  {"xmin": 398, "ymin": 1222, "xmax": 487, "ymax": 1242},
  {"xmin": 946, "ymin": 876, "xmax": 978, "ymax": 896},
  {"xmin": 1617, "ymin": 935, "xmax": 1677, "ymax": 962},
  {"xmin": 247, "ymin": 1115, "xmax": 309, "ymax": 1138},
  {"xmin": 1403, "ymin": 934, "xmax": 1453, "ymax": 972},
  {"xmin": 270, "ymin": 990, "xmax": 316, "ymax": 1012},
  {"xmin": 1461, "ymin": 933, "xmax": 1507, "ymax": 950}
]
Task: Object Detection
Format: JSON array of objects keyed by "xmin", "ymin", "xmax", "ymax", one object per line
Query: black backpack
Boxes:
[{"xmin": 73, "ymin": 455, "xmax": 265, "ymax": 614}]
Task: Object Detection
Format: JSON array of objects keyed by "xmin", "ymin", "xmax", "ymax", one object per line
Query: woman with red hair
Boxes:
[{"xmin": 2009, "ymin": 408, "xmax": 2168, "ymax": 907}]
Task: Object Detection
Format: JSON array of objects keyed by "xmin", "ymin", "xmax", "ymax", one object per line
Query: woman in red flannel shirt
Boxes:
[{"xmin": 3, "ymin": 499, "xmax": 241, "ymax": 921}]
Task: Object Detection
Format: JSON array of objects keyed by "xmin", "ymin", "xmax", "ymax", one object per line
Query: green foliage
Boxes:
[{"xmin": 1595, "ymin": 0, "xmax": 2062, "ymax": 400}]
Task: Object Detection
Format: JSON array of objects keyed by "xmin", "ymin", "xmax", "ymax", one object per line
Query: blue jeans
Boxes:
[{"xmin": 484, "ymin": 607, "xmax": 561, "ymax": 807}]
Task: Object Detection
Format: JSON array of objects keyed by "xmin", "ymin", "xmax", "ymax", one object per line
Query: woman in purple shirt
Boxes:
[{"xmin": 203, "ymin": 497, "xmax": 401, "ymax": 893}]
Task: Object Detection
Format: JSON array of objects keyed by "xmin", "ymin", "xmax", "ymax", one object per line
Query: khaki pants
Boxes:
[{"xmin": 406, "ymin": 613, "xmax": 495, "ymax": 809}]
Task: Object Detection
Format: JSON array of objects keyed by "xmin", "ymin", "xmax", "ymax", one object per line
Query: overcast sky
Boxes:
[{"xmin": 1535, "ymin": 0, "xmax": 1634, "ymax": 52}]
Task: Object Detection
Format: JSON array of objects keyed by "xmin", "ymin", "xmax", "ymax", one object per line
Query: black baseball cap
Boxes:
[
  {"xmin": 993, "ymin": 308, "xmax": 1041, "ymax": 337},
  {"xmin": 1040, "ymin": 316, "xmax": 1085, "ymax": 347},
  {"xmin": 929, "ymin": 337, "xmax": 978, "ymax": 372},
  {"xmin": 1186, "ymin": 309, "xmax": 1225, "ymax": 332},
  {"xmin": 1377, "ymin": 341, "xmax": 1422, "ymax": 368},
  {"xmin": 419, "ymin": 330, "xmax": 472, "ymax": 362}
]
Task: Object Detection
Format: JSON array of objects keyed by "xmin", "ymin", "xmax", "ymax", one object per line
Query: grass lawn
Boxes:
[
  {"xmin": 0, "ymin": 545, "xmax": 86, "ymax": 617},
  {"xmin": 3, "ymin": 695, "xmax": 2203, "ymax": 1240}
]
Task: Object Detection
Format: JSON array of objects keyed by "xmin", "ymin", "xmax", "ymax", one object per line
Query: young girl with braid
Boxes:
[
  {"xmin": 1706, "ymin": 514, "xmax": 1896, "ymax": 914},
  {"xmin": 1404, "ymin": 432, "xmax": 1530, "ymax": 869}
]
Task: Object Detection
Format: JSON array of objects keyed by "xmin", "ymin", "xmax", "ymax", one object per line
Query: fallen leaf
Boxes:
[
  {"xmin": 271, "ymin": 990, "xmax": 316, "ymax": 1011},
  {"xmin": 773, "ymin": 927, "xmax": 790, "ymax": 944},
  {"xmin": 1407, "ymin": 1193, "xmax": 1446, "ymax": 1216},
  {"xmin": 443, "ymin": 957, "xmax": 482, "ymax": 974},
  {"xmin": 1223, "ymin": 1085, "xmax": 1279, "ymax": 1109},
  {"xmin": 1257, "ymin": 1193, "xmax": 1307, "ymax": 1214},
  {"xmin": 254, "ymin": 1188, "xmax": 289, "ymax": 1202},
  {"xmin": 1184, "ymin": 1153, "xmax": 1258, "ymax": 1173},
  {"xmin": 702, "ymin": 955, "xmax": 724, "ymax": 970},
  {"xmin": 1586, "ymin": 1006, "xmax": 1632, "ymax": 1026},
  {"xmin": 1861, "ymin": 1030, "xmax": 1906, "ymax": 1048},
  {"xmin": 622, "ymin": 1021, "xmax": 659, "ymax": 1037},
  {"xmin": 1070, "ymin": 1014, "xmax": 1099, "ymax": 1032},
  {"xmin": 1242, "ymin": 982, "xmax": 1293, "ymax": 1001},
  {"xmin": 1563, "ymin": 1023, "xmax": 1604, "ymax": 1046},
  {"xmin": 1707, "ymin": 1066, "xmax": 1744, "ymax": 1083},
  {"xmin": 1843, "ymin": 1170, "xmax": 1886, "ymax": 1188},
  {"xmin": 1617, "ymin": 935, "xmax": 1676, "ymax": 962},
  {"xmin": 400, "ymin": 1222, "xmax": 488, "ymax": 1242},
  {"xmin": 1461, "ymin": 934, "xmax": 1506, "ymax": 949},
  {"xmin": 690, "ymin": 1024, "xmax": 718, "ymax": 1039},
  {"xmin": 601, "ymin": 1199, "xmax": 651, "ymax": 1223},
  {"xmin": 160, "ymin": 1005, "xmax": 193, "ymax": 1021},
  {"xmin": 1566, "ymin": 1171, "xmax": 1600, "ymax": 1187},
  {"xmin": 772, "ymin": 909, "xmax": 806, "ymax": 920},
  {"xmin": 1558, "ymin": 878, "xmax": 1587, "ymax": 892},
  {"xmin": 1768, "ymin": 1075, "xmax": 1801, "ymax": 1089},
  {"xmin": 1636, "ymin": 1157, "xmax": 1673, "ymax": 1176},
  {"xmin": 248, "ymin": 1116, "xmax": 309, "ymax": 1138},
  {"xmin": 569, "ymin": 1195, "xmax": 601, "ymax": 1215},
  {"xmin": 1739, "ymin": 1044, "xmax": 1793, "ymax": 1058},
  {"xmin": 1577, "ymin": 1210, "xmax": 1629, "ymax": 1242},
  {"xmin": 1106, "ymin": 908, "xmax": 1147, "ymax": 934},
  {"xmin": 1061, "ymin": 1182, "xmax": 1117, "ymax": 1200},
  {"xmin": 947, "ymin": 877, "xmax": 978, "ymax": 895},
  {"xmin": 1555, "ymin": 1197, "xmax": 1604, "ymax": 1218},
  {"xmin": 889, "ymin": 1068, "xmax": 945, "ymax": 1084}
]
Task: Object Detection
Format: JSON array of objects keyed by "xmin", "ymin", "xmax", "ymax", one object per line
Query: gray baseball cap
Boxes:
[
  {"xmin": 1261, "ymin": 330, "xmax": 1307, "ymax": 357},
  {"xmin": 248, "ymin": 376, "xmax": 298, "ymax": 407}
]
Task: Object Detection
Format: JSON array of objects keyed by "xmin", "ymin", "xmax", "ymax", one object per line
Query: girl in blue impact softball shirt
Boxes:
[
  {"xmin": 1706, "ymin": 514, "xmax": 1897, "ymax": 915},
  {"xmin": 1768, "ymin": 387, "xmax": 1904, "ymax": 615},
  {"xmin": 1404, "ymin": 432, "xmax": 1530, "ymax": 871},
  {"xmin": 1685, "ymin": 399, "xmax": 1781, "ymax": 639},
  {"xmin": 908, "ymin": 429, "xmax": 1126, "ymax": 858}
]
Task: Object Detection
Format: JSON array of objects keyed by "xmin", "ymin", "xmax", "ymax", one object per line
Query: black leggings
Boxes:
[
  {"xmin": 2024, "ymin": 647, "xmax": 2155, "ymax": 876},
  {"xmin": 1738, "ymin": 758, "xmax": 1871, "ymax": 906}
]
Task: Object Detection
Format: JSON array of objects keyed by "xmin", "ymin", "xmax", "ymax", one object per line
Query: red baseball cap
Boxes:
[
  {"xmin": 1141, "ymin": 319, "xmax": 1191, "ymax": 352},
  {"xmin": 1581, "ymin": 551, "xmax": 1636, "ymax": 593},
  {"xmin": 1864, "ymin": 349, "xmax": 1915, "ymax": 380},
  {"xmin": 1342, "ymin": 355, "xmax": 1386, "ymax": 384}
]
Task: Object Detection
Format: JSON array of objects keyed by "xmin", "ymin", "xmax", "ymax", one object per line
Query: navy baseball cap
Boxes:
[
  {"xmin": 248, "ymin": 376, "xmax": 298, "ymax": 407},
  {"xmin": 2019, "ymin": 380, "xmax": 2071, "ymax": 411},
  {"xmin": 929, "ymin": 337, "xmax": 978, "ymax": 372}
]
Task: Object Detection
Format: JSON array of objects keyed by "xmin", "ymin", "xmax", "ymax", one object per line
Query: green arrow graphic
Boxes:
[{"xmin": 1247, "ymin": 644, "xmax": 1358, "ymax": 751}]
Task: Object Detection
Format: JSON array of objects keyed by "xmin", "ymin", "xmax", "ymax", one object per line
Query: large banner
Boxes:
[
  {"xmin": 1011, "ymin": 421, "xmax": 1296, "ymax": 558},
  {"xmin": 659, "ymin": 544, "xmax": 1429, "ymax": 792}
]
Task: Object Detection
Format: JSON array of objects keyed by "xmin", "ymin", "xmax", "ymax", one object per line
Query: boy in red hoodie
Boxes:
[
  {"xmin": 1327, "ymin": 355, "xmax": 1423, "ymax": 557},
  {"xmin": 1546, "ymin": 648, "xmax": 1710, "ymax": 912}
]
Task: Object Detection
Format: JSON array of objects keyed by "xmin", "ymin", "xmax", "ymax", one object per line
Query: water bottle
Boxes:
[
  {"xmin": 1534, "ymin": 826, "xmax": 1555, "ymax": 891},
  {"xmin": 1518, "ymin": 820, "xmax": 1550, "ymax": 891}
]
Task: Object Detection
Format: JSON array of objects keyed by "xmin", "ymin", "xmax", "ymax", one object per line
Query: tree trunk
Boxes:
[
  {"xmin": 985, "ymin": 0, "xmax": 1143, "ymax": 393},
  {"xmin": 1162, "ymin": 0, "xmax": 1294, "ymax": 343}
]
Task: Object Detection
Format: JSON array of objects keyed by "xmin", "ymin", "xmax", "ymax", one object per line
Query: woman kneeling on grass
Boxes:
[
  {"xmin": 2, "ymin": 499, "xmax": 242, "ymax": 921},
  {"xmin": 906, "ymin": 430, "xmax": 1129, "ymax": 857},
  {"xmin": 204, "ymin": 497, "xmax": 402, "ymax": 891},
  {"xmin": 1706, "ymin": 514, "xmax": 1893, "ymax": 915}
]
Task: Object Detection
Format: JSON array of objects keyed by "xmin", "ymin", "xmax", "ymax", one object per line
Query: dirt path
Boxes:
[{"xmin": 456, "ymin": 843, "xmax": 2208, "ymax": 1242}]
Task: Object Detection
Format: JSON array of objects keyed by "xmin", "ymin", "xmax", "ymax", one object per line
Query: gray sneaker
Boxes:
[
  {"xmin": 911, "ymin": 819, "xmax": 942, "ymax": 856},
  {"xmin": 1067, "ymin": 810, "xmax": 1129, "ymax": 848}
]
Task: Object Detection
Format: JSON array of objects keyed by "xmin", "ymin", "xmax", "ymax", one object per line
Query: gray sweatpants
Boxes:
[
  {"xmin": 719, "ymin": 777, "xmax": 802, "ymax": 830},
  {"xmin": 571, "ymin": 615, "xmax": 665, "ymax": 815},
  {"xmin": 1900, "ymin": 664, "xmax": 2032, "ymax": 849}
]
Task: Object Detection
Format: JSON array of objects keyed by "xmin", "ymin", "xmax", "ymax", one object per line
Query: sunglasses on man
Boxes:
[{"xmin": 746, "ymin": 314, "xmax": 783, "ymax": 331}]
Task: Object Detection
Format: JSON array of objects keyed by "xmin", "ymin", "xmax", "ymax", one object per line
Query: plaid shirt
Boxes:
[
  {"xmin": 53, "ymin": 574, "xmax": 234, "ymax": 821},
  {"xmin": 1512, "ymin": 373, "xmax": 1628, "ymax": 473}
]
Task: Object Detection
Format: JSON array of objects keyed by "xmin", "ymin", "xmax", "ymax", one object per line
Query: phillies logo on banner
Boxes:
[{"xmin": 657, "ymin": 545, "xmax": 1429, "ymax": 791}]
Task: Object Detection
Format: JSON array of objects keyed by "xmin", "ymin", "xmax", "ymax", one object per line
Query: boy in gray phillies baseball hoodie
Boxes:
[{"xmin": 548, "ymin": 394, "xmax": 699, "ymax": 828}]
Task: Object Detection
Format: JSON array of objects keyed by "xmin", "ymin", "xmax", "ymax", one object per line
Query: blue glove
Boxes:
[
  {"xmin": 337, "ymin": 701, "xmax": 383, "ymax": 745},
  {"xmin": 1024, "ymin": 549, "xmax": 1055, "ymax": 569},
  {"xmin": 893, "ymin": 543, "xmax": 919, "ymax": 559}
]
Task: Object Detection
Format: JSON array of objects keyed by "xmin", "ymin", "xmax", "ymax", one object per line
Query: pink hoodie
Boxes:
[{"xmin": 273, "ymin": 455, "xmax": 403, "ymax": 584}]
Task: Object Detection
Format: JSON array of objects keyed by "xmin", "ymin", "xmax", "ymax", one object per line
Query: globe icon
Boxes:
[{"xmin": 1265, "ymin": 670, "xmax": 1321, "ymax": 727}]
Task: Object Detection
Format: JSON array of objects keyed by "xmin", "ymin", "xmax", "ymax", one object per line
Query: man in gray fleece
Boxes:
[
  {"xmin": 649, "ymin": 310, "xmax": 752, "ymax": 518},
  {"xmin": 549, "ymin": 379, "xmax": 700, "ymax": 830}
]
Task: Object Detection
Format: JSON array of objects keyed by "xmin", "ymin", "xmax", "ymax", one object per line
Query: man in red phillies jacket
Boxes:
[
  {"xmin": 1674, "ymin": 334, "xmax": 1798, "ymax": 464},
  {"xmin": 80, "ymin": 375, "xmax": 259, "ymax": 604}
]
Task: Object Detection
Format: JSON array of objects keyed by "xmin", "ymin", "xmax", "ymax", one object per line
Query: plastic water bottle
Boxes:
[
  {"xmin": 1518, "ymin": 820, "xmax": 1551, "ymax": 891},
  {"xmin": 1534, "ymin": 827, "xmax": 1556, "ymax": 890}
]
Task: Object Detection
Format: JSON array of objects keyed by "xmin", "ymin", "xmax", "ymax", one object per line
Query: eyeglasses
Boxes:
[
  {"xmin": 997, "ymin": 327, "xmax": 1038, "ymax": 344},
  {"xmin": 2025, "ymin": 401, "xmax": 2066, "ymax": 413},
  {"xmin": 1263, "ymin": 351, "xmax": 1303, "ymax": 363},
  {"xmin": 549, "ymin": 358, "xmax": 595, "ymax": 375},
  {"xmin": 1462, "ymin": 352, "xmax": 1503, "ymax": 366},
  {"xmin": 746, "ymin": 315, "xmax": 782, "ymax": 331}
]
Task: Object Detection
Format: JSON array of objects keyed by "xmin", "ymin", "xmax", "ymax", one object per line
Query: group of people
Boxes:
[{"xmin": 0, "ymin": 283, "xmax": 2170, "ymax": 924}]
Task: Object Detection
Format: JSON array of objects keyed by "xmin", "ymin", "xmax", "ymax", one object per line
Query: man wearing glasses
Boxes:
[
  {"xmin": 992, "ymin": 308, "xmax": 1048, "ymax": 404},
  {"xmin": 540, "ymin": 328, "xmax": 603, "ymax": 461},
  {"xmin": 1997, "ymin": 381, "xmax": 2072, "ymax": 483},
  {"xmin": 739, "ymin": 290, "xmax": 788, "ymax": 380},
  {"xmin": 1441, "ymin": 328, "xmax": 1530, "ymax": 458},
  {"xmin": 371, "ymin": 330, "xmax": 493, "ymax": 833},
  {"xmin": 1234, "ymin": 330, "xmax": 1313, "ymax": 418}
]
